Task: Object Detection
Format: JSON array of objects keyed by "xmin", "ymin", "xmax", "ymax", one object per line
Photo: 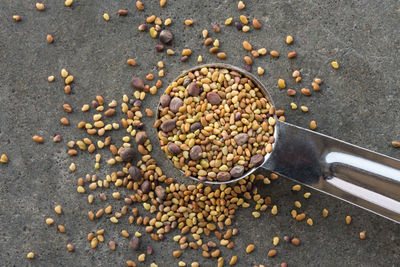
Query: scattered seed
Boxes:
[
  {"xmin": 309, "ymin": 120, "xmax": 317, "ymax": 130},
  {"xmin": 270, "ymin": 50, "xmax": 279, "ymax": 57},
  {"xmin": 300, "ymin": 106, "xmax": 309, "ymax": 112},
  {"xmin": 301, "ymin": 88, "xmax": 311, "ymax": 96},
  {"xmin": 238, "ymin": 1, "xmax": 245, "ymax": 10},
  {"xmin": 58, "ymin": 224, "xmax": 66, "ymax": 233},
  {"xmin": 27, "ymin": 252, "xmax": 35, "ymax": 259},
  {"xmin": 331, "ymin": 61, "xmax": 339, "ymax": 69},
  {"xmin": 278, "ymin": 78, "xmax": 286, "ymax": 89},
  {"xmin": 267, "ymin": 249, "xmax": 277, "ymax": 257},
  {"xmin": 359, "ymin": 231, "xmax": 366, "ymax": 240},
  {"xmin": 271, "ymin": 205, "xmax": 278, "ymax": 215},
  {"xmin": 173, "ymin": 250, "xmax": 182, "ymax": 258},
  {"xmin": 225, "ymin": 17, "xmax": 233, "ymax": 25},
  {"xmin": 290, "ymin": 103, "xmax": 298, "ymax": 110},
  {"xmin": 257, "ymin": 67, "xmax": 264, "ymax": 75},
  {"xmin": 126, "ymin": 260, "xmax": 136, "ymax": 266},
  {"xmin": 13, "ymin": 15, "xmax": 22, "ymax": 21},
  {"xmin": 245, "ymin": 244, "xmax": 255, "ymax": 254},
  {"xmin": 291, "ymin": 237, "xmax": 300, "ymax": 246},
  {"xmin": 287, "ymin": 89, "xmax": 296, "ymax": 96},
  {"xmin": 345, "ymin": 215, "xmax": 352, "ymax": 224},
  {"xmin": 127, "ymin": 59, "xmax": 136, "ymax": 66},
  {"xmin": 303, "ymin": 192, "xmax": 311, "ymax": 198},
  {"xmin": 0, "ymin": 154, "xmax": 8, "ymax": 164},
  {"xmin": 54, "ymin": 205, "xmax": 62, "ymax": 215},
  {"xmin": 36, "ymin": 3, "xmax": 45, "ymax": 11},
  {"xmin": 307, "ymin": 218, "xmax": 313, "ymax": 226},
  {"xmin": 103, "ymin": 13, "xmax": 110, "ymax": 21},
  {"xmin": 182, "ymin": 49, "xmax": 192, "ymax": 56},
  {"xmin": 391, "ymin": 141, "xmax": 400, "ymax": 148},
  {"xmin": 239, "ymin": 15, "xmax": 248, "ymax": 24},
  {"xmin": 66, "ymin": 243, "xmax": 75, "ymax": 252},
  {"xmin": 136, "ymin": 1, "xmax": 144, "ymax": 10},
  {"xmin": 288, "ymin": 51, "xmax": 297, "ymax": 58},
  {"xmin": 46, "ymin": 34, "xmax": 54, "ymax": 43},
  {"xmin": 252, "ymin": 18, "xmax": 261, "ymax": 29},
  {"xmin": 322, "ymin": 208, "xmax": 329, "ymax": 217},
  {"xmin": 185, "ymin": 19, "xmax": 193, "ymax": 26},
  {"xmin": 197, "ymin": 55, "xmax": 203, "ymax": 63},
  {"xmin": 217, "ymin": 52, "xmax": 227, "ymax": 59},
  {"xmin": 45, "ymin": 218, "xmax": 54, "ymax": 225},
  {"xmin": 242, "ymin": 41, "xmax": 252, "ymax": 51},
  {"xmin": 273, "ymin": 237, "xmax": 279, "ymax": 246},
  {"xmin": 286, "ymin": 35, "xmax": 293, "ymax": 44},
  {"xmin": 32, "ymin": 135, "xmax": 44, "ymax": 143},
  {"xmin": 294, "ymin": 201, "xmax": 301, "ymax": 208}
]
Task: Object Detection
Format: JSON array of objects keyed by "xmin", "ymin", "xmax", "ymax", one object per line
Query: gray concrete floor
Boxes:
[{"xmin": 0, "ymin": 0, "xmax": 399, "ymax": 266}]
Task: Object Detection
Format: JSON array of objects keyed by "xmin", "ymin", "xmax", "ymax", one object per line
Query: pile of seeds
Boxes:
[{"xmin": 156, "ymin": 66, "xmax": 277, "ymax": 182}]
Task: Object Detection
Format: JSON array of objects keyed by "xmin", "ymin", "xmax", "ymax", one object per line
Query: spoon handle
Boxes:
[{"xmin": 263, "ymin": 120, "xmax": 400, "ymax": 223}]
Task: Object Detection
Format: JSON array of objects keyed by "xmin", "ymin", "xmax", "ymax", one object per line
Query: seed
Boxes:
[
  {"xmin": 292, "ymin": 70, "xmax": 300, "ymax": 78},
  {"xmin": 391, "ymin": 141, "xmax": 400, "ymax": 148},
  {"xmin": 164, "ymin": 18, "xmax": 172, "ymax": 25},
  {"xmin": 271, "ymin": 205, "xmax": 278, "ymax": 215},
  {"xmin": 69, "ymin": 163, "xmax": 76, "ymax": 172},
  {"xmin": 244, "ymin": 56, "xmax": 252, "ymax": 65},
  {"xmin": 345, "ymin": 215, "xmax": 352, "ymax": 224},
  {"xmin": 60, "ymin": 117, "xmax": 69, "ymax": 125},
  {"xmin": 294, "ymin": 201, "xmax": 301, "ymax": 208},
  {"xmin": 225, "ymin": 17, "xmax": 233, "ymax": 25},
  {"xmin": 273, "ymin": 237, "xmax": 279, "ymax": 246},
  {"xmin": 217, "ymin": 52, "xmax": 227, "ymax": 59},
  {"xmin": 27, "ymin": 252, "xmax": 35, "ymax": 259},
  {"xmin": 229, "ymin": 255, "xmax": 237, "ymax": 265},
  {"xmin": 287, "ymin": 89, "xmax": 296, "ymax": 96},
  {"xmin": 46, "ymin": 34, "xmax": 54, "ymax": 44},
  {"xmin": 314, "ymin": 78, "xmax": 322, "ymax": 85},
  {"xmin": 61, "ymin": 68, "xmax": 69, "ymax": 78},
  {"xmin": 108, "ymin": 241, "xmax": 116, "ymax": 250},
  {"xmin": 300, "ymin": 106, "xmax": 309, "ymax": 112},
  {"xmin": 13, "ymin": 15, "xmax": 22, "ymax": 21},
  {"xmin": 331, "ymin": 61, "xmax": 339, "ymax": 69},
  {"xmin": 267, "ymin": 249, "xmax": 277, "ymax": 257},
  {"xmin": 126, "ymin": 260, "xmax": 136, "ymax": 266},
  {"xmin": 117, "ymin": 9, "xmax": 128, "ymax": 16},
  {"xmin": 303, "ymin": 192, "xmax": 311, "ymax": 198},
  {"xmin": 359, "ymin": 231, "xmax": 366, "ymax": 240},
  {"xmin": 292, "ymin": 184, "xmax": 301, "ymax": 191},
  {"xmin": 54, "ymin": 205, "xmax": 62, "ymax": 214},
  {"xmin": 277, "ymin": 78, "xmax": 286, "ymax": 89},
  {"xmin": 252, "ymin": 211, "xmax": 260, "ymax": 218},
  {"xmin": 67, "ymin": 244, "xmax": 75, "ymax": 252},
  {"xmin": 32, "ymin": 135, "xmax": 44, "ymax": 143},
  {"xmin": 296, "ymin": 213, "xmax": 306, "ymax": 221},
  {"xmin": 45, "ymin": 218, "xmax": 54, "ymax": 225},
  {"xmin": 270, "ymin": 50, "xmax": 279, "ymax": 57},
  {"xmin": 58, "ymin": 224, "xmax": 66, "ymax": 233},
  {"xmin": 103, "ymin": 13, "xmax": 110, "ymax": 21},
  {"xmin": 65, "ymin": 0, "xmax": 73, "ymax": 6},
  {"xmin": 65, "ymin": 75, "xmax": 74, "ymax": 85},
  {"xmin": 173, "ymin": 250, "xmax": 182, "ymax": 258},
  {"xmin": 307, "ymin": 218, "xmax": 313, "ymax": 226},
  {"xmin": 245, "ymin": 244, "xmax": 255, "ymax": 254},
  {"xmin": 36, "ymin": 3, "xmax": 45, "ymax": 11},
  {"xmin": 301, "ymin": 88, "xmax": 311, "ymax": 96},
  {"xmin": 311, "ymin": 82, "xmax": 320, "ymax": 91},
  {"xmin": 239, "ymin": 15, "xmax": 248, "ymax": 24},
  {"xmin": 291, "ymin": 237, "xmax": 300, "ymax": 246},
  {"xmin": 178, "ymin": 261, "xmax": 186, "ymax": 267},
  {"xmin": 185, "ymin": 19, "xmax": 193, "ymax": 26},
  {"xmin": 136, "ymin": 1, "xmax": 144, "ymax": 10},
  {"xmin": 257, "ymin": 67, "xmax": 264, "ymax": 75},
  {"xmin": 286, "ymin": 35, "xmax": 293, "ymax": 44},
  {"xmin": 159, "ymin": 30, "xmax": 174, "ymax": 44},
  {"xmin": 0, "ymin": 154, "xmax": 8, "ymax": 164},
  {"xmin": 318, "ymin": 210, "xmax": 328, "ymax": 219},
  {"xmin": 238, "ymin": 1, "xmax": 245, "ymax": 9},
  {"xmin": 309, "ymin": 120, "xmax": 317, "ymax": 130},
  {"xmin": 242, "ymin": 41, "xmax": 252, "ymax": 51},
  {"xmin": 182, "ymin": 49, "xmax": 192, "ymax": 56},
  {"xmin": 197, "ymin": 55, "xmax": 203, "ymax": 63},
  {"xmin": 258, "ymin": 48, "xmax": 267, "ymax": 55},
  {"xmin": 127, "ymin": 59, "xmax": 136, "ymax": 66},
  {"xmin": 252, "ymin": 18, "xmax": 261, "ymax": 29},
  {"xmin": 288, "ymin": 51, "xmax": 297, "ymax": 58},
  {"xmin": 290, "ymin": 103, "xmax": 297, "ymax": 110}
]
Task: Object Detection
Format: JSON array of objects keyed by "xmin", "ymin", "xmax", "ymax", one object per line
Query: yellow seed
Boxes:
[
  {"xmin": 345, "ymin": 215, "xmax": 352, "ymax": 224},
  {"xmin": 150, "ymin": 27, "xmax": 157, "ymax": 38},
  {"xmin": 91, "ymin": 237, "xmax": 98, "ymax": 248},
  {"xmin": 197, "ymin": 55, "xmax": 203, "ymax": 63},
  {"xmin": 77, "ymin": 186, "xmax": 85, "ymax": 193},
  {"xmin": 310, "ymin": 120, "xmax": 317, "ymax": 130},
  {"xmin": 257, "ymin": 67, "xmax": 264, "ymax": 75},
  {"xmin": 135, "ymin": 231, "xmax": 142, "ymax": 237},
  {"xmin": 271, "ymin": 205, "xmax": 278, "ymax": 215},
  {"xmin": 54, "ymin": 205, "xmax": 62, "ymax": 215},
  {"xmin": 245, "ymin": 244, "xmax": 255, "ymax": 253},
  {"xmin": 300, "ymin": 106, "xmax": 309, "ymax": 112},
  {"xmin": 138, "ymin": 254, "xmax": 146, "ymax": 262},
  {"xmin": 303, "ymin": 192, "xmax": 311, "ymax": 199},
  {"xmin": 61, "ymin": 69, "xmax": 68, "ymax": 78},
  {"xmin": 202, "ymin": 29, "xmax": 208, "ymax": 38},
  {"xmin": 65, "ymin": 75, "xmax": 74, "ymax": 85},
  {"xmin": 291, "ymin": 209, "xmax": 297, "ymax": 218},
  {"xmin": 229, "ymin": 255, "xmax": 237, "ymax": 265},
  {"xmin": 164, "ymin": 18, "xmax": 172, "ymax": 26},
  {"xmin": 277, "ymin": 78, "xmax": 286, "ymax": 89},
  {"xmin": 322, "ymin": 208, "xmax": 329, "ymax": 218},
  {"xmin": 65, "ymin": 0, "xmax": 73, "ymax": 7},
  {"xmin": 239, "ymin": 15, "xmax": 248, "ymax": 24},
  {"xmin": 182, "ymin": 49, "xmax": 192, "ymax": 56},
  {"xmin": 238, "ymin": 1, "xmax": 245, "ymax": 10},
  {"xmin": 292, "ymin": 184, "xmax": 301, "ymax": 191},
  {"xmin": 167, "ymin": 49, "xmax": 175, "ymax": 55},
  {"xmin": 45, "ymin": 218, "xmax": 54, "ymax": 225},
  {"xmin": 48, "ymin": 75, "xmax": 55, "ymax": 82},
  {"xmin": 359, "ymin": 231, "xmax": 366, "ymax": 240},
  {"xmin": 290, "ymin": 102, "xmax": 298, "ymax": 110},
  {"xmin": 0, "ymin": 154, "xmax": 8, "ymax": 163},
  {"xmin": 110, "ymin": 217, "xmax": 119, "ymax": 223},
  {"xmin": 185, "ymin": 19, "xmax": 193, "ymax": 26},
  {"xmin": 103, "ymin": 13, "xmax": 110, "ymax": 21},
  {"xmin": 331, "ymin": 61, "xmax": 339, "ymax": 69},
  {"xmin": 391, "ymin": 141, "xmax": 400, "ymax": 147},
  {"xmin": 36, "ymin": 3, "xmax": 45, "ymax": 11},
  {"xmin": 294, "ymin": 201, "xmax": 301, "ymax": 208},
  {"xmin": 258, "ymin": 48, "xmax": 267, "ymax": 55},
  {"xmin": 273, "ymin": 237, "xmax": 279, "ymax": 246},
  {"xmin": 27, "ymin": 252, "xmax": 35, "ymax": 259},
  {"xmin": 307, "ymin": 218, "xmax": 313, "ymax": 226},
  {"xmin": 286, "ymin": 35, "xmax": 293, "ymax": 44},
  {"xmin": 225, "ymin": 17, "xmax": 233, "ymax": 25},
  {"xmin": 252, "ymin": 211, "xmax": 260, "ymax": 218}
]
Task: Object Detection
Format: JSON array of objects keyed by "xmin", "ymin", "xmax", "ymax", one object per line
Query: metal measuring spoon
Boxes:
[{"xmin": 156, "ymin": 64, "xmax": 400, "ymax": 223}]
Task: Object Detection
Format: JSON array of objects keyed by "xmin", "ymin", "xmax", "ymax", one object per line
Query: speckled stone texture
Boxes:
[{"xmin": 0, "ymin": 0, "xmax": 399, "ymax": 266}]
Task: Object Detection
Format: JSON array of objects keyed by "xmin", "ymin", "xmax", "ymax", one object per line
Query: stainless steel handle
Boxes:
[{"xmin": 263, "ymin": 120, "xmax": 400, "ymax": 223}]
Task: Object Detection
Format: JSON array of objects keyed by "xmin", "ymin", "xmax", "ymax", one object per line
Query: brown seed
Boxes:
[
  {"xmin": 230, "ymin": 165, "xmax": 244, "ymax": 178},
  {"xmin": 185, "ymin": 19, "xmax": 194, "ymax": 26},
  {"xmin": 120, "ymin": 147, "xmax": 135, "ymax": 162},
  {"xmin": 126, "ymin": 260, "xmax": 136, "ymax": 267},
  {"xmin": 287, "ymin": 89, "xmax": 296, "ymax": 96},
  {"xmin": 58, "ymin": 225, "xmax": 66, "ymax": 233},
  {"xmin": 206, "ymin": 92, "xmax": 221, "ymax": 105},
  {"xmin": 270, "ymin": 50, "xmax": 279, "ymax": 57},
  {"xmin": 129, "ymin": 236, "xmax": 141, "ymax": 250},
  {"xmin": 13, "ymin": 15, "xmax": 22, "ymax": 21},
  {"xmin": 245, "ymin": 244, "xmax": 255, "ymax": 254},
  {"xmin": 288, "ymin": 51, "xmax": 297, "ymax": 58},
  {"xmin": 146, "ymin": 73, "xmax": 154, "ymax": 80},
  {"xmin": 160, "ymin": 119, "xmax": 176, "ymax": 132},
  {"xmin": 189, "ymin": 145, "xmax": 203, "ymax": 160},
  {"xmin": 392, "ymin": 141, "xmax": 400, "ymax": 148},
  {"xmin": 127, "ymin": 59, "xmax": 136, "ymax": 66},
  {"xmin": 229, "ymin": 255, "xmax": 238, "ymax": 265},
  {"xmin": 108, "ymin": 241, "xmax": 116, "ymax": 250},
  {"xmin": 67, "ymin": 244, "xmax": 75, "ymax": 252},
  {"xmin": 168, "ymin": 142, "xmax": 181, "ymax": 155},
  {"xmin": 136, "ymin": 1, "xmax": 144, "ymax": 10},
  {"xmin": 252, "ymin": 18, "xmax": 261, "ymax": 29},
  {"xmin": 104, "ymin": 109, "xmax": 115, "ymax": 117},
  {"xmin": 160, "ymin": 94, "xmax": 171, "ymax": 107},
  {"xmin": 160, "ymin": 0, "xmax": 167, "ymax": 7},
  {"xmin": 63, "ymin": 104, "xmax": 72, "ymax": 113},
  {"xmin": 187, "ymin": 82, "xmax": 200, "ymax": 96},
  {"xmin": 173, "ymin": 250, "xmax": 182, "ymax": 258},
  {"xmin": 216, "ymin": 172, "xmax": 231, "ymax": 182},
  {"xmin": 132, "ymin": 77, "xmax": 144, "ymax": 90},
  {"xmin": 209, "ymin": 47, "xmax": 219, "ymax": 54},
  {"xmin": 204, "ymin": 38, "xmax": 213, "ymax": 46},
  {"xmin": 129, "ymin": 166, "xmax": 142, "ymax": 181},
  {"xmin": 145, "ymin": 108, "xmax": 154, "ymax": 117},
  {"xmin": 117, "ymin": 9, "xmax": 128, "ymax": 16},
  {"xmin": 314, "ymin": 78, "xmax": 322, "ymax": 85},
  {"xmin": 46, "ymin": 34, "xmax": 54, "ymax": 43},
  {"xmin": 182, "ymin": 49, "xmax": 192, "ymax": 56},
  {"xmin": 242, "ymin": 41, "xmax": 252, "ymax": 51},
  {"xmin": 267, "ymin": 249, "xmax": 277, "ymax": 257},
  {"xmin": 60, "ymin": 117, "xmax": 69, "ymax": 125},
  {"xmin": 32, "ymin": 135, "xmax": 44, "ymax": 143},
  {"xmin": 169, "ymin": 97, "xmax": 183, "ymax": 113},
  {"xmin": 291, "ymin": 237, "xmax": 300, "ymax": 246},
  {"xmin": 64, "ymin": 85, "xmax": 71, "ymax": 94},
  {"xmin": 217, "ymin": 52, "xmax": 227, "ymax": 59},
  {"xmin": 244, "ymin": 56, "xmax": 252, "ymax": 65},
  {"xmin": 309, "ymin": 120, "xmax": 317, "ymax": 130},
  {"xmin": 359, "ymin": 231, "xmax": 366, "ymax": 240},
  {"xmin": 301, "ymin": 88, "xmax": 311, "ymax": 96}
]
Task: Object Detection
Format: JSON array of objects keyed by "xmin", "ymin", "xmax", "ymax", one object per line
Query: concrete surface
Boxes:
[{"xmin": 0, "ymin": 0, "xmax": 399, "ymax": 266}]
